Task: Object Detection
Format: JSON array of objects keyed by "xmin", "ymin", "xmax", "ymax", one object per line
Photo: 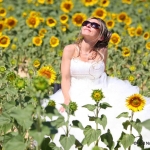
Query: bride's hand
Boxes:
[{"xmin": 59, "ymin": 100, "xmax": 70, "ymax": 113}]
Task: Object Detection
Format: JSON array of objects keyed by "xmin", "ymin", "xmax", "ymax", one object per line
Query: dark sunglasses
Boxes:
[{"xmin": 82, "ymin": 20, "xmax": 100, "ymax": 29}]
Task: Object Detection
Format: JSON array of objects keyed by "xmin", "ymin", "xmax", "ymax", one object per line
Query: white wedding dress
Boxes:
[{"xmin": 42, "ymin": 52, "xmax": 150, "ymax": 150}]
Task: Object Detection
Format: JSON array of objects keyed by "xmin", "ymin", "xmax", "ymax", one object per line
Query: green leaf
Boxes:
[
  {"xmin": 50, "ymin": 116, "xmax": 65, "ymax": 128},
  {"xmin": 59, "ymin": 134, "xmax": 76, "ymax": 150},
  {"xmin": 83, "ymin": 125, "xmax": 101, "ymax": 146},
  {"xmin": 82, "ymin": 104, "xmax": 96, "ymax": 111},
  {"xmin": 100, "ymin": 102, "xmax": 112, "ymax": 109},
  {"xmin": 120, "ymin": 133, "xmax": 134, "ymax": 149},
  {"xmin": 122, "ymin": 120, "xmax": 130, "ymax": 130},
  {"xmin": 0, "ymin": 113, "xmax": 11, "ymax": 126},
  {"xmin": 3, "ymin": 135, "xmax": 26, "ymax": 150},
  {"xmin": 72, "ymin": 120, "xmax": 84, "ymax": 130},
  {"xmin": 141, "ymin": 119, "xmax": 150, "ymax": 130},
  {"xmin": 101, "ymin": 129, "xmax": 114, "ymax": 150},
  {"xmin": 116, "ymin": 112, "xmax": 129, "ymax": 118},
  {"xmin": 95, "ymin": 115, "xmax": 107, "ymax": 129},
  {"xmin": 131, "ymin": 119, "xmax": 142, "ymax": 134}
]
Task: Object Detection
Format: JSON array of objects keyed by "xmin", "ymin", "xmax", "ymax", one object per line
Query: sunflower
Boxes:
[
  {"xmin": 46, "ymin": 17, "xmax": 57, "ymax": 27},
  {"xmin": 0, "ymin": 21, "xmax": 5, "ymax": 32},
  {"xmin": 32, "ymin": 36, "xmax": 42, "ymax": 46},
  {"xmin": 5, "ymin": 16, "xmax": 18, "ymax": 30},
  {"xmin": 91, "ymin": 89, "xmax": 104, "ymax": 103},
  {"xmin": 26, "ymin": 16, "xmax": 40, "ymax": 28},
  {"xmin": 122, "ymin": 47, "xmax": 130, "ymax": 57},
  {"xmin": 61, "ymin": 23, "xmax": 69, "ymax": 32},
  {"xmin": 143, "ymin": 32, "xmax": 149, "ymax": 40},
  {"xmin": 145, "ymin": 42, "xmax": 150, "ymax": 50},
  {"xmin": 72, "ymin": 13, "xmax": 87, "ymax": 27},
  {"xmin": 29, "ymin": 11, "xmax": 40, "ymax": 17},
  {"xmin": 110, "ymin": 33, "xmax": 121, "ymax": 45},
  {"xmin": 106, "ymin": 20, "xmax": 115, "ymax": 29},
  {"xmin": 125, "ymin": 16, "xmax": 132, "ymax": 26},
  {"xmin": 60, "ymin": 14, "xmax": 69, "ymax": 24},
  {"xmin": 117, "ymin": 12, "xmax": 128, "ymax": 23},
  {"xmin": 135, "ymin": 26, "xmax": 143, "ymax": 36},
  {"xmin": 49, "ymin": 36, "xmax": 59, "ymax": 47},
  {"xmin": 11, "ymin": 44, "xmax": 17, "ymax": 50},
  {"xmin": 37, "ymin": 0, "xmax": 45, "ymax": 4},
  {"xmin": 122, "ymin": 0, "xmax": 132, "ymax": 4},
  {"xmin": 0, "ymin": 66, "xmax": 6, "ymax": 73},
  {"xmin": 46, "ymin": 0, "xmax": 54, "ymax": 4},
  {"xmin": 48, "ymin": 100, "xmax": 56, "ymax": 107},
  {"xmin": 128, "ymin": 75, "xmax": 135, "ymax": 82},
  {"xmin": 15, "ymin": 78, "xmax": 26, "ymax": 90},
  {"xmin": 39, "ymin": 28, "xmax": 47, "ymax": 38},
  {"xmin": 0, "ymin": 35, "xmax": 10, "ymax": 48},
  {"xmin": 0, "ymin": 7, "xmax": 6, "ymax": 17},
  {"xmin": 38, "ymin": 66, "xmax": 56, "ymax": 84},
  {"xmin": 33, "ymin": 59, "xmax": 40, "ymax": 68},
  {"xmin": 129, "ymin": 66, "xmax": 136, "ymax": 71},
  {"xmin": 92, "ymin": 8, "xmax": 107, "ymax": 20},
  {"xmin": 81, "ymin": 0, "xmax": 98, "ymax": 7},
  {"xmin": 127, "ymin": 27, "xmax": 135, "ymax": 37},
  {"xmin": 126, "ymin": 94, "xmax": 146, "ymax": 112},
  {"xmin": 60, "ymin": 1, "xmax": 74, "ymax": 13},
  {"xmin": 99, "ymin": 0, "xmax": 110, "ymax": 7}
]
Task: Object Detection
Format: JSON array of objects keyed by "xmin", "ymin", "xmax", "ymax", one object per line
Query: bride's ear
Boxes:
[{"xmin": 98, "ymin": 35, "xmax": 104, "ymax": 41}]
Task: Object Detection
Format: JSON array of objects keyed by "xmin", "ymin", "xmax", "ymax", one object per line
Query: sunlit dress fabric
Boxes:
[{"xmin": 41, "ymin": 52, "xmax": 150, "ymax": 150}]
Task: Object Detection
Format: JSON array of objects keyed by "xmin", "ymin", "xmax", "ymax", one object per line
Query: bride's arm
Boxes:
[
  {"xmin": 102, "ymin": 48, "xmax": 108, "ymax": 73},
  {"xmin": 61, "ymin": 45, "xmax": 74, "ymax": 107}
]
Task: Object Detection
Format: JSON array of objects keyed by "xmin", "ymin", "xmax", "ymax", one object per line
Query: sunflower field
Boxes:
[{"xmin": 0, "ymin": 0, "xmax": 150, "ymax": 150}]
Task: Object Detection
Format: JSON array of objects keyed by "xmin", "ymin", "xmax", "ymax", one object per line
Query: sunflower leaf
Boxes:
[
  {"xmin": 82, "ymin": 104, "xmax": 96, "ymax": 111},
  {"xmin": 72, "ymin": 120, "xmax": 84, "ymax": 130},
  {"xmin": 141, "ymin": 119, "xmax": 150, "ymax": 130},
  {"xmin": 131, "ymin": 119, "xmax": 142, "ymax": 134},
  {"xmin": 95, "ymin": 115, "xmax": 107, "ymax": 129},
  {"xmin": 122, "ymin": 120, "xmax": 130, "ymax": 130},
  {"xmin": 116, "ymin": 112, "xmax": 129, "ymax": 118},
  {"xmin": 100, "ymin": 102, "xmax": 112, "ymax": 109}
]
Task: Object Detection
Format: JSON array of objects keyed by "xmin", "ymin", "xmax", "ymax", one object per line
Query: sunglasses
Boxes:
[{"xmin": 82, "ymin": 20, "xmax": 100, "ymax": 29}]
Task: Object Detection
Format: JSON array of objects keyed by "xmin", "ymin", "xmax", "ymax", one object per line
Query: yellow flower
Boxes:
[
  {"xmin": 46, "ymin": 17, "xmax": 57, "ymax": 27},
  {"xmin": 122, "ymin": 47, "xmax": 130, "ymax": 57},
  {"xmin": 11, "ymin": 44, "xmax": 17, "ymax": 50},
  {"xmin": 110, "ymin": 33, "xmax": 121, "ymax": 45},
  {"xmin": 0, "ymin": 21, "xmax": 5, "ymax": 32},
  {"xmin": 26, "ymin": 16, "xmax": 40, "ymax": 28},
  {"xmin": 125, "ymin": 16, "xmax": 132, "ymax": 26},
  {"xmin": 72, "ymin": 13, "xmax": 87, "ymax": 27},
  {"xmin": 38, "ymin": 66, "xmax": 56, "ymax": 84},
  {"xmin": 117, "ymin": 12, "xmax": 128, "ymax": 23},
  {"xmin": 128, "ymin": 75, "xmax": 135, "ymax": 82},
  {"xmin": 61, "ymin": 23, "xmax": 69, "ymax": 32},
  {"xmin": 60, "ymin": 1, "xmax": 74, "ymax": 13},
  {"xmin": 143, "ymin": 32, "xmax": 149, "ymax": 40},
  {"xmin": 99, "ymin": 0, "xmax": 110, "ymax": 7},
  {"xmin": 46, "ymin": 0, "xmax": 54, "ymax": 4},
  {"xmin": 32, "ymin": 36, "xmax": 42, "ymax": 46},
  {"xmin": 22, "ymin": 12, "xmax": 27, "ymax": 18},
  {"xmin": 135, "ymin": 26, "xmax": 143, "ymax": 36},
  {"xmin": 38, "ymin": 0, "xmax": 45, "ymax": 4},
  {"xmin": 33, "ymin": 59, "xmax": 40, "ymax": 68},
  {"xmin": 0, "ymin": 7, "xmax": 7, "ymax": 17},
  {"xmin": 0, "ymin": 0, "xmax": 3, "ymax": 2},
  {"xmin": 91, "ymin": 89, "xmax": 105, "ymax": 103},
  {"xmin": 38, "ymin": 28, "xmax": 47, "ymax": 38},
  {"xmin": 92, "ymin": 8, "xmax": 107, "ymax": 20},
  {"xmin": 126, "ymin": 94, "xmax": 146, "ymax": 112},
  {"xmin": 5, "ymin": 16, "xmax": 18, "ymax": 30},
  {"xmin": 127, "ymin": 27, "xmax": 135, "ymax": 37},
  {"xmin": 0, "ymin": 35, "xmax": 10, "ymax": 48},
  {"xmin": 29, "ymin": 11, "xmax": 41, "ymax": 17},
  {"xmin": 129, "ymin": 66, "xmax": 136, "ymax": 71},
  {"xmin": 106, "ymin": 20, "xmax": 115, "ymax": 29},
  {"xmin": 122, "ymin": 0, "xmax": 132, "ymax": 4},
  {"xmin": 81, "ymin": 0, "xmax": 98, "ymax": 7},
  {"xmin": 60, "ymin": 14, "xmax": 69, "ymax": 24},
  {"xmin": 49, "ymin": 36, "xmax": 59, "ymax": 47},
  {"xmin": 145, "ymin": 42, "xmax": 150, "ymax": 50}
]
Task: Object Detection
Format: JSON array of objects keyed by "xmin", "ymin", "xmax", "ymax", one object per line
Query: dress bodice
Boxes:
[{"xmin": 70, "ymin": 58, "xmax": 105, "ymax": 80}]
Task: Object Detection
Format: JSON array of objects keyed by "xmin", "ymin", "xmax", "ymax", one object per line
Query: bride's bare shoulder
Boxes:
[{"xmin": 62, "ymin": 44, "xmax": 76, "ymax": 58}]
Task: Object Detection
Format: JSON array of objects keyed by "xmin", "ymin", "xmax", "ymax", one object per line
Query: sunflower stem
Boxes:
[
  {"xmin": 128, "ymin": 111, "xmax": 134, "ymax": 150},
  {"xmin": 95, "ymin": 103, "xmax": 99, "ymax": 146}
]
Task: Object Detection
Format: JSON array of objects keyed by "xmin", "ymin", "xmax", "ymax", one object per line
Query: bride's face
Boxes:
[{"xmin": 81, "ymin": 18, "xmax": 101, "ymax": 41}]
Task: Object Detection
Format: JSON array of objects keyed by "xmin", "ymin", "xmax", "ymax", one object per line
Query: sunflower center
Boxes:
[
  {"xmin": 61, "ymin": 16, "xmax": 67, "ymax": 21},
  {"xmin": 64, "ymin": 4, "xmax": 71, "ymax": 10},
  {"xmin": 0, "ymin": 37, "xmax": 7, "ymax": 44},
  {"xmin": 131, "ymin": 98, "xmax": 141, "ymax": 107},
  {"xmin": 103, "ymin": 0, "xmax": 107, "ymax": 4},
  {"xmin": 48, "ymin": 19, "xmax": 54, "ymax": 24},
  {"xmin": 97, "ymin": 10, "xmax": 103, "ymax": 16},
  {"xmin": 30, "ymin": 18, "xmax": 36, "ymax": 25},
  {"xmin": 8, "ymin": 19, "xmax": 15, "ymax": 26},
  {"xmin": 0, "ymin": 9, "xmax": 5, "ymax": 14},
  {"xmin": 0, "ymin": 24, "xmax": 3, "ymax": 30},
  {"xmin": 86, "ymin": 0, "xmax": 92, "ymax": 2},
  {"xmin": 35, "ymin": 38, "xmax": 41, "ymax": 43},
  {"xmin": 42, "ymin": 70, "xmax": 51, "ymax": 78},
  {"xmin": 120, "ymin": 15, "xmax": 126, "ymax": 20}
]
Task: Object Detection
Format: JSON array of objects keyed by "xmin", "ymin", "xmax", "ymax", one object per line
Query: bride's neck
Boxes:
[{"xmin": 80, "ymin": 41, "xmax": 94, "ymax": 53}]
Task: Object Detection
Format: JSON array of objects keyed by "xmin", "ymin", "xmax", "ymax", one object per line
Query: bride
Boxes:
[{"xmin": 42, "ymin": 17, "xmax": 150, "ymax": 150}]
